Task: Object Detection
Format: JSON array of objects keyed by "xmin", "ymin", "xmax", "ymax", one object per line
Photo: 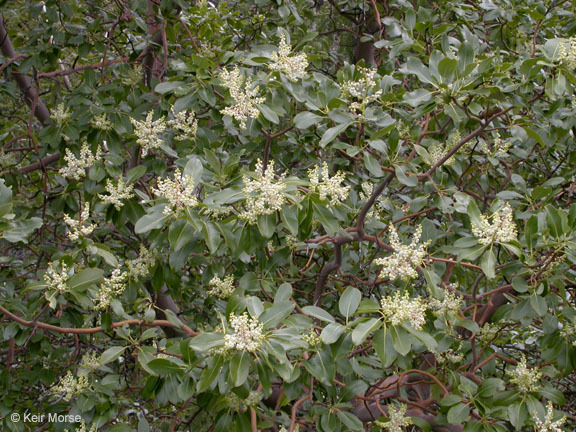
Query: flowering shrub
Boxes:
[{"xmin": 1, "ymin": 1, "xmax": 576, "ymax": 431}]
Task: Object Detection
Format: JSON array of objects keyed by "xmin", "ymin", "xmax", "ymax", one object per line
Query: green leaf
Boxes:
[
  {"xmin": 135, "ymin": 212, "xmax": 170, "ymax": 234},
  {"xmin": 257, "ymin": 104, "xmax": 280, "ymax": 124},
  {"xmin": 364, "ymin": 152, "xmax": 384, "ymax": 177},
  {"xmin": 339, "ymin": 287, "xmax": 361, "ymax": 318},
  {"xmin": 230, "ymin": 351, "xmax": 250, "ymax": 387},
  {"xmin": 197, "ymin": 355, "xmax": 224, "ymax": 392},
  {"xmin": 87, "ymin": 244, "xmax": 118, "ymax": 267},
  {"xmin": 274, "ymin": 283, "xmax": 293, "ymax": 303},
  {"xmin": 530, "ymin": 295, "xmax": 547, "ymax": 316},
  {"xmin": 155, "ymin": 81, "xmax": 185, "ymax": 94},
  {"xmin": 257, "ymin": 213, "xmax": 276, "ymax": 238},
  {"xmin": 100, "ymin": 346, "xmax": 127, "ymax": 365},
  {"xmin": 390, "ymin": 325, "xmax": 411, "ymax": 356},
  {"xmin": 294, "ymin": 111, "xmax": 322, "ymax": 129},
  {"xmin": 258, "ymin": 301, "xmax": 295, "ymax": 328},
  {"xmin": 68, "ymin": 268, "xmax": 104, "ymax": 291},
  {"xmin": 374, "ymin": 328, "xmax": 396, "ymax": 367},
  {"xmin": 395, "ymin": 165, "xmax": 418, "ymax": 187},
  {"xmin": 125, "ymin": 165, "xmax": 147, "ymax": 184},
  {"xmin": 302, "ymin": 306, "xmax": 336, "ymax": 323},
  {"xmin": 351, "ymin": 318, "xmax": 381, "ymax": 345},
  {"xmin": 480, "ymin": 249, "xmax": 496, "ymax": 279},
  {"xmin": 319, "ymin": 122, "xmax": 353, "ymax": 147},
  {"xmin": 320, "ymin": 322, "xmax": 346, "ymax": 344},
  {"xmin": 189, "ymin": 333, "xmax": 225, "ymax": 352},
  {"xmin": 447, "ymin": 403, "xmax": 470, "ymax": 424},
  {"xmin": 507, "ymin": 401, "xmax": 527, "ymax": 430},
  {"xmin": 336, "ymin": 411, "xmax": 363, "ymax": 431},
  {"xmin": 146, "ymin": 358, "xmax": 183, "ymax": 375}
]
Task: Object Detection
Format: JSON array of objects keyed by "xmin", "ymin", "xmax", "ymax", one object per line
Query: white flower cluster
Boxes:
[
  {"xmin": 269, "ymin": 34, "xmax": 308, "ymax": 81},
  {"xmin": 44, "ymin": 262, "xmax": 70, "ymax": 293},
  {"xmin": 560, "ymin": 321, "xmax": 576, "ymax": 346},
  {"xmin": 121, "ymin": 64, "xmax": 143, "ymax": 86},
  {"xmin": 375, "ymin": 403, "xmax": 413, "ymax": 432},
  {"xmin": 433, "ymin": 348, "xmax": 464, "ymax": 364},
  {"xmin": 226, "ymin": 390, "xmax": 263, "ymax": 412},
  {"xmin": 507, "ymin": 356, "xmax": 542, "ymax": 393},
  {"xmin": 59, "ymin": 142, "xmax": 101, "ymax": 180},
  {"xmin": 220, "ymin": 66, "xmax": 265, "ymax": 129},
  {"xmin": 429, "ymin": 288, "xmax": 463, "ymax": 317},
  {"xmin": 93, "ymin": 268, "xmax": 127, "ymax": 310},
  {"xmin": 65, "ymin": 420, "xmax": 98, "ymax": 432},
  {"xmin": 359, "ymin": 181, "xmax": 387, "ymax": 219},
  {"xmin": 375, "ymin": 225, "xmax": 430, "ymax": 281},
  {"xmin": 130, "ymin": 111, "xmax": 167, "ymax": 157},
  {"xmin": 533, "ymin": 402, "xmax": 567, "ymax": 432},
  {"xmin": 308, "ymin": 162, "xmax": 350, "ymax": 205},
  {"xmin": 90, "ymin": 113, "xmax": 112, "ymax": 130},
  {"xmin": 558, "ymin": 37, "xmax": 576, "ymax": 69},
  {"xmin": 127, "ymin": 245, "xmax": 156, "ymax": 278},
  {"xmin": 0, "ymin": 150, "xmax": 16, "ymax": 169},
  {"xmin": 208, "ymin": 275, "xmax": 235, "ymax": 299},
  {"xmin": 80, "ymin": 351, "xmax": 100, "ymax": 371},
  {"xmin": 481, "ymin": 132, "xmax": 511, "ymax": 157},
  {"xmin": 302, "ymin": 330, "xmax": 322, "ymax": 347},
  {"xmin": 52, "ymin": 371, "xmax": 90, "ymax": 401},
  {"xmin": 98, "ymin": 178, "xmax": 134, "ymax": 210},
  {"xmin": 63, "ymin": 203, "xmax": 96, "ymax": 241},
  {"xmin": 340, "ymin": 66, "xmax": 383, "ymax": 115},
  {"xmin": 224, "ymin": 312, "xmax": 266, "ymax": 353},
  {"xmin": 380, "ymin": 291, "xmax": 428, "ymax": 330},
  {"xmin": 240, "ymin": 159, "xmax": 287, "ymax": 224},
  {"xmin": 428, "ymin": 131, "xmax": 460, "ymax": 166},
  {"xmin": 152, "ymin": 169, "xmax": 198, "ymax": 216},
  {"xmin": 53, "ymin": 103, "xmax": 71, "ymax": 125},
  {"xmin": 472, "ymin": 203, "xmax": 517, "ymax": 245},
  {"xmin": 168, "ymin": 110, "xmax": 198, "ymax": 141}
]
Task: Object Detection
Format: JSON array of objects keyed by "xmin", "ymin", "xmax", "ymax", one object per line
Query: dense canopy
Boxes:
[{"xmin": 1, "ymin": 0, "xmax": 576, "ymax": 431}]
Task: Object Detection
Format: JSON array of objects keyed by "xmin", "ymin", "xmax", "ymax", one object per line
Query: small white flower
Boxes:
[
  {"xmin": 340, "ymin": 66, "xmax": 382, "ymax": 117},
  {"xmin": 302, "ymin": 329, "xmax": 322, "ymax": 347},
  {"xmin": 53, "ymin": 103, "xmax": 71, "ymax": 125},
  {"xmin": 308, "ymin": 162, "xmax": 350, "ymax": 205},
  {"xmin": 375, "ymin": 403, "xmax": 413, "ymax": 432},
  {"xmin": 240, "ymin": 159, "xmax": 287, "ymax": 224},
  {"xmin": 44, "ymin": 262, "xmax": 70, "ymax": 293},
  {"xmin": 220, "ymin": 67, "xmax": 266, "ymax": 129},
  {"xmin": 507, "ymin": 356, "xmax": 542, "ymax": 393},
  {"xmin": 208, "ymin": 275, "xmax": 235, "ymax": 299},
  {"xmin": 63, "ymin": 203, "xmax": 96, "ymax": 241},
  {"xmin": 375, "ymin": 225, "xmax": 430, "ymax": 281},
  {"xmin": 90, "ymin": 113, "xmax": 112, "ymax": 130},
  {"xmin": 59, "ymin": 142, "xmax": 101, "ymax": 180},
  {"xmin": 80, "ymin": 351, "xmax": 101, "ymax": 371},
  {"xmin": 98, "ymin": 178, "xmax": 134, "ymax": 210},
  {"xmin": 429, "ymin": 287, "xmax": 463, "ymax": 317},
  {"xmin": 130, "ymin": 111, "xmax": 167, "ymax": 157},
  {"xmin": 152, "ymin": 169, "xmax": 198, "ymax": 216},
  {"xmin": 168, "ymin": 110, "xmax": 198, "ymax": 141},
  {"xmin": 557, "ymin": 37, "xmax": 576, "ymax": 69},
  {"xmin": 533, "ymin": 402, "xmax": 567, "ymax": 432},
  {"xmin": 472, "ymin": 203, "xmax": 517, "ymax": 245},
  {"xmin": 224, "ymin": 312, "xmax": 266, "ymax": 353},
  {"xmin": 127, "ymin": 245, "xmax": 156, "ymax": 278},
  {"xmin": 380, "ymin": 291, "xmax": 428, "ymax": 330},
  {"xmin": 269, "ymin": 34, "xmax": 308, "ymax": 81},
  {"xmin": 52, "ymin": 371, "xmax": 90, "ymax": 401},
  {"xmin": 93, "ymin": 268, "xmax": 127, "ymax": 310}
]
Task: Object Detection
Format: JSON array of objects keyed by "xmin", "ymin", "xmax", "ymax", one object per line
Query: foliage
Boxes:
[{"xmin": 1, "ymin": 0, "xmax": 576, "ymax": 431}]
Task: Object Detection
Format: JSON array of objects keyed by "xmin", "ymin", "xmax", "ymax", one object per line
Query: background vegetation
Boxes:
[{"xmin": 1, "ymin": 0, "xmax": 576, "ymax": 431}]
